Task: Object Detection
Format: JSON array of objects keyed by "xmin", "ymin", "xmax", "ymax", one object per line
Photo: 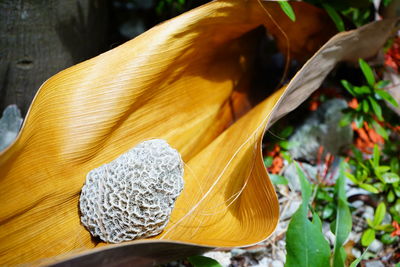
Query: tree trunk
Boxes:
[{"xmin": 0, "ymin": 0, "xmax": 109, "ymax": 116}]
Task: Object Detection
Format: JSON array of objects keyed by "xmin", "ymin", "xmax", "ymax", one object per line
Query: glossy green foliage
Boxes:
[
  {"xmin": 332, "ymin": 162, "xmax": 352, "ymax": 267},
  {"xmin": 278, "ymin": 1, "xmax": 296, "ymax": 21},
  {"xmin": 187, "ymin": 255, "xmax": 222, "ymax": 267},
  {"xmin": 340, "ymin": 59, "xmax": 399, "ymax": 134},
  {"xmin": 285, "ymin": 163, "xmax": 331, "ymax": 267}
]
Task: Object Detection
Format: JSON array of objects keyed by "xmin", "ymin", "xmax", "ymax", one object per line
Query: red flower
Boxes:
[
  {"xmin": 348, "ymin": 98, "xmax": 359, "ymax": 109},
  {"xmin": 385, "ymin": 37, "xmax": 400, "ymax": 72},
  {"xmin": 391, "ymin": 221, "xmax": 400, "ymax": 237}
]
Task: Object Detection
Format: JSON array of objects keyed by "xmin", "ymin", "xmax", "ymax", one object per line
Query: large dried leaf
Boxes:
[{"xmin": 0, "ymin": 0, "xmax": 397, "ymax": 265}]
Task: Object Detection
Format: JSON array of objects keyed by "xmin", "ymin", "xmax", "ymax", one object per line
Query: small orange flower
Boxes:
[
  {"xmin": 348, "ymin": 98, "xmax": 359, "ymax": 109},
  {"xmin": 309, "ymin": 100, "xmax": 320, "ymax": 111},
  {"xmin": 385, "ymin": 37, "xmax": 400, "ymax": 72},
  {"xmin": 391, "ymin": 221, "xmax": 400, "ymax": 237}
]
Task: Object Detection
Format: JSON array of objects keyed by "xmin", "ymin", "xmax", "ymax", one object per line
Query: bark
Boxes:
[{"xmin": 0, "ymin": 0, "xmax": 109, "ymax": 116}]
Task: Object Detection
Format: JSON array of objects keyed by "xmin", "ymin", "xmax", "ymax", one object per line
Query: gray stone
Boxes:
[
  {"xmin": 352, "ymin": 248, "xmax": 361, "ymax": 259},
  {"xmin": 271, "ymin": 260, "xmax": 284, "ymax": 267},
  {"xmin": 0, "ymin": 105, "xmax": 23, "ymax": 151},
  {"xmin": 383, "ymin": 69, "xmax": 400, "ymax": 116},
  {"xmin": 365, "ymin": 260, "xmax": 385, "ymax": 267},
  {"xmin": 323, "ymin": 222, "xmax": 336, "ymax": 246},
  {"xmin": 288, "ymin": 99, "xmax": 353, "ymax": 163},
  {"xmin": 230, "ymin": 248, "xmax": 247, "ymax": 257},
  {"xmin": 203, "ymin": 251, "xmax": 232, "ymax": 267},
  {"xmin": 253, "ymin": 258, "xmax": 272, "ymax": 267},
  {"xmin": 283, "ymin": 162, "xmax": 317, "ymax": 191},
  {"xmin": 276, "ymin": 250, "xmax": 286, "ymax": 263},
  {"xmin": 280, "ymin": 199, "xmax": 301, "ymax": 221},
  {"xmin": 349, "ymin": 231, "xmax": 362, "ymax": 243},
  {"xmin": 369, "ymin": 239, "xmax": 383, "ymax": 253},
  {"xmin": 362, "ymin": 206, "xmax": 375, "ymax": 221}
]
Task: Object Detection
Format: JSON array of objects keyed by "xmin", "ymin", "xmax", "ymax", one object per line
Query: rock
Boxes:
[
  {"xmin": 369, "ymin": 239, "xmax": 383, "ymax": 254},
  {"xmin": 0, "ymin": 105, "xmax": 23, "ymax": 151},
  {"xmin": 323, "ymin": 222, "xmax": 336, "ymax": 246},
  {"xmin": 276, "ymin": 250, "xmax": 286, "ymax": 263},
  {"xmin": 231, "ymin": 248, "xmax": 247, "ymax": 257},
  {"xmin": 252, "ymin": 258, "xmax": 271, "ymax": 267},
  {"xmin": 203, "ymin": 251, "xmax": 232, "ymax": 267},
  {"xmin": 383, "ymin": 68, "xmax": 400, "ymax": 116},
  {"xmin": 352, "ymin": 248, "xmax": 361, "ymax": 259},
  {"xmin": 280, "ymin": 199, "xmax": 301, "ymax": 221},
  {"xmin": 362, "ymin": 206, "xmax": 375, "ymax": 221},
  {"xmin": 365, "ymin": 260, "xmax": 385, "ymax": 267},
  {"xmin": 79, "ymin": 139, "xmax": 184, "ymax": 243},
  {"xmin": 245, "ymin": 246, "xmax": 268, "ymax": 255},
  {"xmin": 283, "ymin": 162, "xmax": 317, "ymax": 191},
  {"xmin": 271, "ymin": 260, "xmax": 284, "ymax": 267},
  {"xmin": 283, "ymin": 159, "xmax": 341, "ymax": 192},
  {"xmin": 288, "ymin": 99, "xmax": 353, "ymax": 163},
  {"xmin": 349, "ymin": 231, "xmax": 362, "ymax": 243}
]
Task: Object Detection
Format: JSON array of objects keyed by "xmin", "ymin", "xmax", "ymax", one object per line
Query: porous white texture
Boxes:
[{"xmin": 79, "ymin": 139, "xmax": 184, "ymax": 243}]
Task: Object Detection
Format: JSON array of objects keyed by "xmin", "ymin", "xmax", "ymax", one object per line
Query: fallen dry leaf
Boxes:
[{"xmin": 0, "ymin": 0, "xmax": 397, "ymax": 266}]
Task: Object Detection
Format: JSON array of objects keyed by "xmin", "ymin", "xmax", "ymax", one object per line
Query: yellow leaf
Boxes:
[{"xmin": 0, "ymin": 0, "xmax": 397, "ymax": 265}]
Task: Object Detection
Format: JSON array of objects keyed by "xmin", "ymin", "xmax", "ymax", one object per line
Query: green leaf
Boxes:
[
  {"xmin": 381, "ymin": 233, "xmax": 398, "ymax": 244},
  {"xmin": 278, "ymin": 1, "xmax": 296, "ymax": 22},
  {"xmin": 376, "ymin": 166, "xmax": 390, "ymax": 173},
  {"xmin": 281, "ymin": 126, "xmax": 294, "ymax": 138},
  {"xmin": 281, "ymin": 151, "xmax": 292, "ymax": 162},
  {"xmin": 373, "ymin": 203, "xmax": 386, "ymax": 226},
  {"xmin": 345, "ymin": 172, "xmax": 359, "ymax": 184},
  {"xmin": 295, "ymin": 163, "xmax": 312, "ymax": 205},
  {"xmin": 382, "ymin": 0, "xmax": 393, "ymax": 6},
  {"xmin": 340, "ymin": 112, "xmax": 353, "ymax": 126},
  {"xmin": 322, "ymin": 204, "xmax": 335, "ymax": 219},
  {"xmin": 371, "ymin": 120, "xmax": 388, "ymax": 140},
  {"xmin": 279, "ymin": 140, "xmax": 292, "ymax": 150},
  {"xmin": 373, "ymin": 182, "xmax": 385, "ymax": 192},
  {"xmin": 390, "ymin": 158, "xmax": 400, "ymax": 173},
  {"xmin": 373, "ymin": 144, "xmax": 380, "ymax": 168},
  {"xmin": 359, "ymin": 59, "xmax": 376, "ymax": 86},
  {"xmin": 395, "ymin": 188, "xmax": 400, "ymax": 198},
  {"xmin": 270, "ymin": 174, "xmax": 288, "ymax": 185},
  {"xmin": 366, "ymin": 218, "xmax": 374, "ymax": 228},
  {"xmin": 341, "ymin": 80, "xmax": 356, "ymax": 96},
  {"xmin": 388, "ymin": 190, "xmax": 395, "ymax": 203},
  {"xmin": 350, "ymin": 247, "xmax": 369, "ymax": 267},
  {"xmin": 187, "ymin": 256, "xmax": 222, "ymax": 267},
  {"xmin": 333, "ymin": 162, "xmax": 353, "ymax": 267},
  {"xmin": 382, "ymin": 172, "xmax": 400, "ymax": 183},
  {"xmin": 354, "ymin": 114, "xmax": 364, "ymax": 129},
  {"xmin": 285, "ymin": 209, "xmax": 331, "ymax": 267},
  {"xmin": 361, "ymin": 228, "xmax": 375, "ymax": 246},
  {"xmin": 322, "ymin": 3, "xmax": 345, "ymax": 32},
  {"xmin": 375, "ymin": 89, "xmax": 399, "ymax": 107},
  {"xmin": 374, "ymin": 224, "xmax": 394, "ymax": 232},
  {"xmin": 317, "ymin": 189, "xmax": 334, "ymax": 202},
  {"xmin": 352, "ymin": 147, "xmax": 363, "ymax": 161},
  {"xmin": 368, "ymin": 96, "xmax": 383, "ymax": 121},
  {"xmin": 264, "ymin": 156, "xmax": 273, "ymax": 168},
  {"xmin": 354, "ymin": 85, "xmax": 371, "ymax": 94},
  {"xmin": 362, "ymin": 99, "xmax": 369, "ymax": 113},
  {"xmin": 359, "ymin": 183, "xmax": 379, "ymax": 193},
  {"xmin": 285, "ymin": 163, "xmax": 331, "ymax": 267},
  {"xmin": 376, "ymin": 80, "xmax": 390, "ymax": 89}
]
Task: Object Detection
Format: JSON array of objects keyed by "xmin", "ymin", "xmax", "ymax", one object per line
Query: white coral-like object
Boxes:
[{"xmin": 79, "ymin": 139, "xmax": 184, "ymax": 243}]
